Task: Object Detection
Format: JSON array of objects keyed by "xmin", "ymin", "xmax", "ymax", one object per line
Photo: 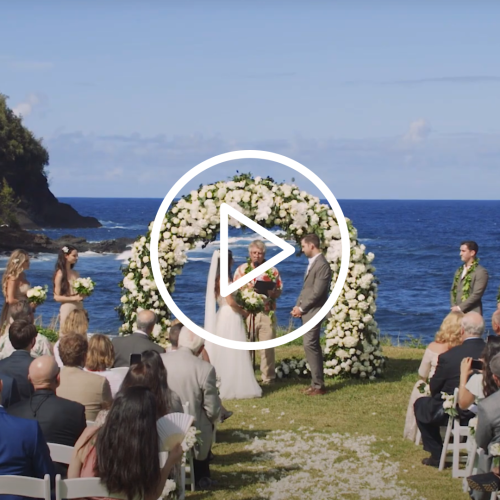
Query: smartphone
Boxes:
[
  {"xmin": 471, "ymin": 359, "xmax": 484, "ymax": 370},
  {"xmin": 130, "ymin": 353, "xmax": 142, "ymax": 365}
]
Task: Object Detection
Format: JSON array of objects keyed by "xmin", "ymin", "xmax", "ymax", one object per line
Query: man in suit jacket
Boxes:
[
  {"xmin": 8, "ymin": 355, "xmax": 86, "ymax": 447},
  {"xmin": 415, "ymin": 312, "xmax": 486, "ymax": 467},
  {"xmin": 164, "ymin": 327, "xmax": 220, "ymax": 490},
  {"xmin": 0, "ymin": 372, "xmax": 20, "ymax": 409},
  {"xmin": 112, "ymin": 310, "xmax": 165, "ymax": 367},
  {"xmin": 0, "ymin": 378, "xmax": 56, "ymax": 500},
  {"xmin": 451, "ymin": 241, "xmax": 488, "ymax": 315},
  {"xmin": 56, "ymin": 334, "xmax": 112, "ymax": 421},
  {"xmin": 0, "ymin": 319, "xmax": 37, "ymax": 400},
  {"xmin": 291, "ymin": 234, "xmax": 332, "ymax": 396},
  {"xmin": 469, "ymin": 352, "xmax": 500, "ymax": 499}
]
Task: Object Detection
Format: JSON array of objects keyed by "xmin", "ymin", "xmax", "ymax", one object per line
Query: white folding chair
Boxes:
[
  {"xmin": 86, "ymin": 420, "xmax": 96, "ymax": 427},
  {"xmin": 182, "ymin": 402, "xmax": 196, "ymax": 492},
  {"xmin": 439, "ymin": 388, "xmax": 470, "ymax": 476},
  {"xmin": 415, "ymin": 429, "xmax": 422, "ymax": 446},
  {"xmin": 48, "ymin": 443, "xmax": 74, "ymax": 465},
  {"xmin": 55, "ymin": 475, "xmax": 128, "ymax": 500},
  {"xmin": 0, "ymin": 474, "xmax": 51, "ymax": 500}
]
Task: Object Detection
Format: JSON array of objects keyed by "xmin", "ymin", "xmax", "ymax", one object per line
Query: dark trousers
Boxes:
[
  {"xmin": 193, "ymin": 455, "xmax": 211, "ymax": 481},
  {"xmin": 416, "ymin": 412, "xmax": 449, "ymax": 459}
]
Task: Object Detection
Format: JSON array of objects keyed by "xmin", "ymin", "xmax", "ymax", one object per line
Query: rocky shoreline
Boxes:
[{"xmin": 0, "ymin": 227, "xmax": 133, "ymax": 255}]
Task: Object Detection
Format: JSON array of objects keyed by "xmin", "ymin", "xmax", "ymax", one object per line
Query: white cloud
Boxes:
[
  {"xmin": 403, "ymin": 118, "xmax": 431, "ymax": 144},
  {"xmin": 12, "ymin": 93, "xmax": 41, "ymax": 118}
]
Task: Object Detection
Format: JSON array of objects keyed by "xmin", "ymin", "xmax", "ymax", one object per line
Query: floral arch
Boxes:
[{"xmin": 118, "ymin": 173, "xmax": 385, "ymax": 379}]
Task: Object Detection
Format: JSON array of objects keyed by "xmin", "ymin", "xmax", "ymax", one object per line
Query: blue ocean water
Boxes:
[{"xmin": 1, "ymin": 198, "xmax": 499, "ymax": 342}]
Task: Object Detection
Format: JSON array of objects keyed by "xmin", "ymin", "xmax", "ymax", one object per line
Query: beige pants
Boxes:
[{"xmin": 247, "ymin": 312, "xmax": 276, "ymax": 382}]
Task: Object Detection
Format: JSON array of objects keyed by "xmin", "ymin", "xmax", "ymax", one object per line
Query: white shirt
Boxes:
[{"xmin": 306, "ymin": 253, "xmax": 321, "ymax": 276}]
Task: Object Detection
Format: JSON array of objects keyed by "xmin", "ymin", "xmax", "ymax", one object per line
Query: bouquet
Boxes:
[
  {"xmin": 490, "ymin": 443, "xmax": 500, "ymax": 468},
  {"xmin": 441, "ymin": 392, "xmax": 458, "ymax": 418},
  {"xmin": 26, "ymin": 285, "xmax": 48, "ymax": 306},
  {"xmin": 182, "ymin": 425, "xmax": 202, "ymax": 453},
  {"xmin": 236, "ymin": 288, "xmax": 266, "ymax": 315},
  {"xmin": 72, "ymin": 277, "xmax": 96, "ymax": 297},
  {"xmin": 276, "ymin": 357, "xmax": 310, "ymax": 379},
  {"xmin": 160, "ymin": 479, "xmax": 177, "ymax": 500},
  {"xmin": 416, "ymin": 381, "xmax": 430, "ymax": 396},
  {"xmin": 468, "ymin": 417, "xmax": 478, "ymax": 437}
]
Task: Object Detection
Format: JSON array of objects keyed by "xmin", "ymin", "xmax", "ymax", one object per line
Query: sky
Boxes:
[{"xmin": 1, "ymin": 1, "xmax": 499, "ymax": 199}]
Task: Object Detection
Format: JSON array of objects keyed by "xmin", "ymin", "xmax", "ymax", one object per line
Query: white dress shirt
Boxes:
[{"xmin": 306, "ymin": 252, "xmax": 322, "ymax": 276}]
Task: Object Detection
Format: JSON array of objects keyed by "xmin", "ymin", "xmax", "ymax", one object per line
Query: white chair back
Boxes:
[
  {"xmin": 0, "ymin": 474, "xmax": 51, "ymax": 499},
  {"xmin": 55, "ymin": 475, "xmax": 129, "ymax": 500},
  {"xmin": 48, "ymin": 443, "xmax": 74, "ymax": 464},
  {"xmin": 86, "ymin": 420, "xmax": 96, "ymax": 427}
]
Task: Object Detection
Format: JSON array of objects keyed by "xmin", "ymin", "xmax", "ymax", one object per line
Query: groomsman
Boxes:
[
  {"xmin": 450, "ymin": 241, "xmax": 488, "ymax": 315},
  {"xmin": 233, "ymin": 240, "xmax": 282, "ymax": 385}
]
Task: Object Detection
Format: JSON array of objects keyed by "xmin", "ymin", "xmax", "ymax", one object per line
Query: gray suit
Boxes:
[
  {"xmin": 112, "ymin": 331, "xmax": 165, "ymax": 368},
  {"xmin": 472, "ymin": 390, "xmax": 500, "ymax": 500},
  {"xmin": 163, "ymin": 347, "xmax": 220, "ymax": 461},
  {"xmin": 451, "ymin": 264, "xmax": 488, "ymax": 315},
  {"xmin": 296, "ymin": 253, "xmax": 332, "ymax": 389}
]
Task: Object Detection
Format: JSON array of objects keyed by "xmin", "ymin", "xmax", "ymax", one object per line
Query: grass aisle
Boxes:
[{"xmin": 187, "ymin": 346, "xmax": 469, "ymax": 500}]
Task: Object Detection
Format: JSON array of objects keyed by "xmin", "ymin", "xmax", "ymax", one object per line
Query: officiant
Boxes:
[{"xmin": 233, "ymin": 240, "xmax": 283, "ymax": 385}]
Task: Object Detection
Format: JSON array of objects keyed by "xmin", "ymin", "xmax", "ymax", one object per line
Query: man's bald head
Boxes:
[
  {"xmin": 461, "ymin": 311, "xmax": 485, "ymax": 338},
  {"xmin": 492, "ymin": 310, "xmax": 500, "ymax": 334},
  {"xmin": 28, "ymin": 356, "xmax": 60, "ymax": 390},
  {"xmin": 136, "ymin": 309, "xmax": 157, "ymax": 335}
]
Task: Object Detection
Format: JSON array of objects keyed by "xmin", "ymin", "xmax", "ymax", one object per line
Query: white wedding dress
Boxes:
[{"xmin": 205, "ymin": 292, "xmax": 262, "ymax": 400}]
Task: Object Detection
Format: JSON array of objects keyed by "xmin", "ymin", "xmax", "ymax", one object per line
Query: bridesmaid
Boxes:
[
  {"xmin": 1, "ymin": 249, "xmax": 32, "ymax": 333},
  {"xmin": 53, "ymin": 246, "xmax": 85, "ymax": 333}
]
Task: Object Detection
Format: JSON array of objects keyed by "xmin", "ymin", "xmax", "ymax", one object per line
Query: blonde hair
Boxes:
[
  {"xmin": 2, "ymin": 250, "xmax": 29, "ymax": 297},
  {"xmin": 85, "ymin": 334, "xmax": 114, "ymax": 371},
  {"xmin": 435, "ymin": 311, "xmax": 464, "ymax": 348},
  {"xmin": 61, "ymin": 309, "xmax": 89, "ymax": 337}
]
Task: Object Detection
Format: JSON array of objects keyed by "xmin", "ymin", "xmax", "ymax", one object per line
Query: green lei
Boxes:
[{"xmin": 451, "ymin": 258, "xmax": 479, "ymax": 303}]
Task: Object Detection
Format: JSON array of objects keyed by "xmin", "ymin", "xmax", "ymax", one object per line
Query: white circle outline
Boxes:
[{"xmin": 150, "ymin": 150, "xmax": 350, "ymax": 350}]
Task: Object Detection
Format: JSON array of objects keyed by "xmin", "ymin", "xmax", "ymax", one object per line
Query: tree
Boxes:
[
  {"xmin": 0, "ymin": 93, "xmax": 49, "ymax": 198},
  {"xmin": 0, "ymin": 178, "xmax": 19, "ymax": 227}
]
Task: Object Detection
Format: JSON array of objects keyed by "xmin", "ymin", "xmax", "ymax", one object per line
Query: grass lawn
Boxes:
[{"xmin": 186, "ymin": 345, "xmax": 470, "ymax": 500}]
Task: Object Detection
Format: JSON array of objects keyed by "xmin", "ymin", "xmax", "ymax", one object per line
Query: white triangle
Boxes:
[{"xmin": 220, "ymin": 203, "xmax": 295, "ymax": 297}]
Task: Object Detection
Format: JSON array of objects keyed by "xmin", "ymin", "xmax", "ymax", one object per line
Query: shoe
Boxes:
[
  {"xmin": 305, "ymin": 388, "xmax": 327, "ymax": 396},
  {"xmin": 421, "ymin": 456, "xmax": 440, "ymax": 467},
  {"xmin": 261, "ymin": 379, "xmax": 275, "ymax": 386},
  {"xmin": 196, "ymin": 477, "xmax": 218, "ymax": 490},
  {"xmin": 302, "ymin": 386, "xmax": 314, "ymax": 394},
  {"xmin": 220, "ymin": 411, "xmax": 233, "ymax": 423},
  {"xmin": 467, "ymin": 473, "xmax": 500, "ymax": 492}
]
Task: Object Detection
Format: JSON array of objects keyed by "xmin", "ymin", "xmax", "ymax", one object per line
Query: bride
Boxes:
[{"xmin": 204, "ymin": 250, "xmax": 262, "ymax": 400}]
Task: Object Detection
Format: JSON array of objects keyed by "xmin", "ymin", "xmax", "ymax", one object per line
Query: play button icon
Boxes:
[{"xmin": 219, "ymin": 203, "xmax": 295, "ymax": 297}]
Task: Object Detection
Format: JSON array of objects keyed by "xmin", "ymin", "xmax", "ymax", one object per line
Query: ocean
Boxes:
[{"xmin": 1, "ymin": 198, "xmax": 499, "ymax": 343}]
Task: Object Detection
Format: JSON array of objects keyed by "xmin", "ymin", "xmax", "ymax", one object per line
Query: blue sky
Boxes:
[{"xmin": 1, "ymin": 1, "xmax": 499, "ymax": 199}]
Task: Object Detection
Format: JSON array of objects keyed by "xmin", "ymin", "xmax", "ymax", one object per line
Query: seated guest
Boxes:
[
  {"xmin": 467, "ymin": 353, "xmax": 500, "ymax": 498},
  {"xmin": 68, "ymin": 386, "xmax": 183, "ymax": 500},
  {"xmin": 84, "ymin": 334, "xmax": 125, "ymax": 397},
  {"xmin": 492, "ymin": 310, "xmax": 500, "ymax": 336},
  {"xmin": 54, "ymin": 309, "xmax": 89, "ymax": 367},
  {"xmin": 404, "ymin": 311, "xmax": 464, "ymax": 441},
  {"xmin": 57, "ymin": 334, "xmax": 112, "ymax": 421},
  {"xmin": 0, "ymin": 300, "xmax": 52, "ymax": 360},
  {"xmin": 458, "ymin": 337, "xmax": 500, "ymax": 409},
  {"xmin": 415, "ymin": 312, "xmax": 486, "ymax": 467},
  {"xmin": 0, "ymin": 372, "xmax": 20, "ymax": 409},
  {"xmin": 0, "ymin": 378, "xmax": 56, "ymax": 500},
  {"xmin": 112, "ymin": 310, "xmax": 165, "ymax": 368},
  {"xmin": 165, "ymin": 327, "xmax": 221, "ymax": 489},
  {"xmin": 8, "ymin": 355, "xmax": 86, "ymax": 477},
  {"xmin": 0, "ymin": 320, "xmax": 37, "ymax": 400}
]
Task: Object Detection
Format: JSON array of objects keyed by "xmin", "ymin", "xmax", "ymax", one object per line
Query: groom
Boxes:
[{"xmin": 292, "ymin": 234, "xmax": 332, "ymax": 396}]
